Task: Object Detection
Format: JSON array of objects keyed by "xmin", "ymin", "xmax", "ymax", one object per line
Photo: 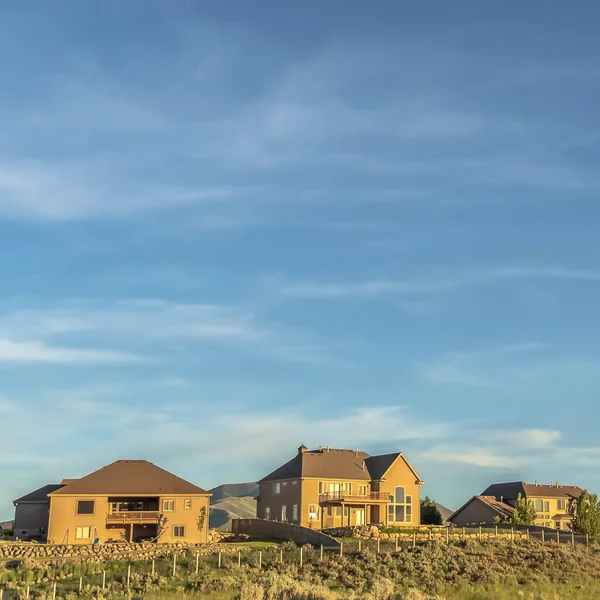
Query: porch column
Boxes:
[
  {"xmin": 129, "ymin": 525, "xmax": 133, "ymax": 543},
  {"xmin": 365, "ymin": 504, "xmax": 368, "ymax": 526},
  {"xmin": 320, "ymin": 506, "xmax": 324, "ymax": 530}
]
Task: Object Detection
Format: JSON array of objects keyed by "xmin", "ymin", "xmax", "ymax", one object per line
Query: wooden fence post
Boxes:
[
  {"xmin": 238, "ymin": 550, "xmax": 242, "ymax": 567},
  {"xmin": 26, "ymin": 585, "xmax": 30, "ymax": 599},
  {"xmin": 412, "ymin": 532, "xmax": 416, "ymax": 548},
  {"xmin": 511, "ymin": 527, "xmax": 514, "ymax": 542},
  {"xmin": 300, "ymin": 546, "xmax": 303, "ymax": 568},
  {"xmin": 172, "ymin": 553, "xmax": 177, "ymax": 577},
  {"xmin": 587, "ymin": 534, "xmax": 589, "ymax": 547},
  {"xmin": 102, "ymin": 570, "xmax": 106, "ymax": 589},
  {"xmin": 151, "ymin": 559, "xmax": 155, "ymax": 576},
  {"xmin": 259, "ymin": 551, "xmax": 262, "ymax": 570},
  {"xmin": 195, "ymin": 551, "xmax": 200, "ymax": 575},
  {"xmin": 52, "ymin": 583, "xmax": 57, "ymax": 600},
  {"xmin": 446, "ymin": 527, "xmax": 449, "ymax": 544},
  {"xmin": 572, "ymin": 532, "xmax": 575, "ymax": 547},
  {"xmin": 526, "ymin": 528, "xmax": 530, "ymax": 539},
  {"xmin": 429, "ymin": 528, "xmax": 432, "ymax": 541},
  {"xmin": 340, "ymin": 542, "xmax": 343, "ymax": 557},
  {"xmin": 79, "ymin": 576, "xmax": 83, "ymax": 593},
  {"xmin": 320, "ymin": 545, "xmax": 323, "ymax": 561},
  {"xmin": 127, "ymin": 565, "xmax": 131, "ymax": 588},
  {"xmin": 377, "ymin": 538, "xmax": 380, "ymax": 554},
  {"xmin": 557, "ymin": 530, "xmax": 560, "ymax": 544},
  {"xmin": 358, "ymin": 538, "xmax": 362, "ymax": 552},
  {"xmin": 478, "ymin": 526, "xmax": 482, "ymax": 541},
  {"xmin": 395, "ymin": 535, "xmax": 399, "ymax": 552},
  {"xmin": 1, "ymin": 588, "xmax": 4, "ymax": 600},
  {"xmin": 218, "ymin": 552, "xmax": 222, "ymax": 568},
  {"xmin": 495, "ymin": 525, "xmax": 498, "ymax": 538},
  {"xmin": 462, "ymin": 527, "xmax": 465, "ymax": 540},
  {"xmin": 541, "ymin": 530, "xmax": 545, "ymax": 543}
]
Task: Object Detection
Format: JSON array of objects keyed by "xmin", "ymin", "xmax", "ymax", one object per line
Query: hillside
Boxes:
[
  {"xmin": 208, "ymin": 482, "xmax": 258, "ymax": 503},
  {"xmin": 208, "ymin": 482, "xmax": 257, "ymax": 530},
  {"xmin": 209, "ymin": 496, "xmax": 256, "ymax": 529}
]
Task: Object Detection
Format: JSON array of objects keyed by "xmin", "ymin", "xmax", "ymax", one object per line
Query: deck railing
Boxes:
[
  {"xmin": 319, "ymin": 491, "xmax": 389, "ymax": 504},
  {"xmin": 106, "ymin": 511, "xmax": 160, "ymax": 523}
]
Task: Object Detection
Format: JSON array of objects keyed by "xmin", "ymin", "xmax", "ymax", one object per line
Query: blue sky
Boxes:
[{"xmin": 1, "ymin": 0, "xmax": 600, "ymax": 519}]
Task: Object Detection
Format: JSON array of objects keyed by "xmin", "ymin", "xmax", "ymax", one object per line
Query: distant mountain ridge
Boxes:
[{"xmin": 208, "ymin": 482, "xmax": 258, "ymax": 530}]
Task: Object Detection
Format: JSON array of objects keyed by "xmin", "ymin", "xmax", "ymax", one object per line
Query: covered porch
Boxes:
[{"xmin": 319, "ymin": 492, "xmax": 389, "ymax": 528}]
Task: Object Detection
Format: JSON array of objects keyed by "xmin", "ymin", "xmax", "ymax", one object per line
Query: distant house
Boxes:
[
  {"xmin": 449, "ymin": 481, "xmax": 582, "ymax": 530},
  {"xmin": 257, "ymin": 445, "xmax": 423, "ymax": 529},
  {"xmin": 42, "ymin": 460, "xmax": 211, "ymax": 544},
  {"xmin": 13, "ymin": 483, "xmax": 65, "ymax": 539},
  {"xmin": 447, "ymin": 495, "xmax": 515, "ymax": 527}
]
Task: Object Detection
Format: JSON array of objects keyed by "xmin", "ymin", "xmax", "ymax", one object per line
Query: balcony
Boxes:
[
  {"xmin": 106, "ymin": 511, "xmax": 161, "ymax": 524},
  {"xmin": 319, "ymin": 491, "xmax": 389, "ymax": 504}
]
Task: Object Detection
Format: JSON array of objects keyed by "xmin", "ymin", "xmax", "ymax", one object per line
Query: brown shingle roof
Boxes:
[
  {"xmin": 448, "ymin": 495, "xmax": 515, "ymax": 523},
  {"xmin": 260, "ymin": 448, "xmax": 371, "ymax": 482},
  {"xmin": 259, "ymin": 447, "xmax": 423, "ymax": 484},
  {"xmin": 49, "ymin": 460, "xmax": 209, "ymax": 496},
  {"xmin": 481, "ymin": 481, "xmax": 582, "ymax": 500}
]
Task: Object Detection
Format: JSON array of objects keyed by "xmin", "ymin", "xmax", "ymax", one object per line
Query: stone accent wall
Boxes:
[{"xmin": 322, "ymin": 525, "xmax": 528, "ymax": 541}]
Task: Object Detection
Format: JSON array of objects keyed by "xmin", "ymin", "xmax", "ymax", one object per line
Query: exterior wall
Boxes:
[
  {"xmin": 375, "ymin": 457, "xmax": 422, "ymax": 527},
  {"xmin": 301, "ymin": 477, "xmax": 372, "ymax": 529},
  {"xmin": 524, "ymin": 495, "xmax": 573, "ymax": 530},
  {"xmin": 48, "ymin": 495, "xmax": 210, "ymax": 545},
  {"xmin": 257, "ymin": 478, "xmax": 302, "ymax": 524},
  {"xmin": 449, "ymin": 499, "xmax": 504, "ymax": 527},
  {"xmin": 14, "ymin": 503, "xmax": 51, "ymax": 538}
]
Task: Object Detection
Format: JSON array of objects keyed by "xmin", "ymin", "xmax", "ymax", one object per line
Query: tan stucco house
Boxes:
[
  {"xmin": 257, "ymin": 445, "xmax": 423, "ymax": 529},
  {"xmin": 449, "ymin": 481, "xmax": 582, "ymax": 530},
  {"xmin": 45, "ymin": 460, "xmax": 211, "ymax": 544}
]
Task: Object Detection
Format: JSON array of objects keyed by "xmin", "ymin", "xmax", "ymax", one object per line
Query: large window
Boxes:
[
  {"xmin": 388, "ymin": 487, "xmax": 412, "ymax": 523},
  {"xmin": 76, "ymin": 501, "xmax": 95, "ymax": 515},
  {"xmin": 309, "ymin": 504, "xmax": 319, "ymax": 521},
  {"xmin": 75, "ymin": 526, "xmax": 91, "ymax": 539},
  {"xmin": 557, "ymin": 499, "xmax": 566, "ymax": 511},
  {"xmin": 318, "ymin": 482, "xmax": 327, "ymax": 494},
  {"xmin": 281, "ymin": 505, "xmax": 287, "ymax": 521},
  {"xmin": 273, "ymin": 482, "xmax": 281, "ymax": 495},
  {"xmin": 292, "ymin": 504, "xmax": 298, "ymax": 521},
  {"xmin": 535, "ymin": 500, "xmax": 550, "ymax": 513},
  {"xmin": 163, "ymin": 500, "xmax": 175, "ymax": 512},
  {"xmin": 184, "ymin": 499, "xmax": 192, "ymax": 510}
]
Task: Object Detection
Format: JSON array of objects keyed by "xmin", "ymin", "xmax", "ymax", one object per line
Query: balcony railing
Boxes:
[
  {"xmin": 319, "ymin": 491, "xmax": 389, "ymax": 504},
  {"xmin": 106, "ymin": 511, "xmax": 160, "ymax": 523}
]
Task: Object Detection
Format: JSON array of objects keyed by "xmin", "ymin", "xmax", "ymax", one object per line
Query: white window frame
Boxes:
[
  {"xmin": 292, "ymin": 504, "xmax": 298, "ymax": 522},
  {"xmin": 273, "ymin": 482, "xmax": 281, "ymax": 495},
  {"xmin": 75, "ymin": 526, "xmax": 92, "ymax": 540},
  {"xmin": 388, "ymin": 487, "xmax": 412, "ymax": 523},
  {"xmin": 163, "ymin": 499, "xmax": 175, "ymax": 512},
  {"xmin": 281, "ymin": 505, "xmax": 287, "ymax": 521},
  {"xmin": 184, "ymin": 499, "xmax": 192, "ymax": 510}
]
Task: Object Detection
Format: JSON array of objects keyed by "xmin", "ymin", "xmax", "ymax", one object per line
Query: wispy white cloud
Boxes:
[
  {"xmin": 422, "ymin": 446, "xmax": 521, "ymax": 469},
  {"xmin": 0, "ymin": 338, "xmax": 142, "ymax": 364},
  {"xmin": 0, "ymin": 300, "xmax": 345, "ymax": 367},
  {"xmin": 280, "ymin": 267, "xmax": 600, "ymax": 299}
]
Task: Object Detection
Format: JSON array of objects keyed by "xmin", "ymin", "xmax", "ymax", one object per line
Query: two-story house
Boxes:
[
  {"xmin": 257, "ymin": 445, "xmax": 423, "ymax": 529},
  {"xmin": 45, "ymin": 460, "xmax": 211, "ymax": 544},
  {"xmin": 449, "ymin": 481, "xmax": 582, "ymax": 530}
]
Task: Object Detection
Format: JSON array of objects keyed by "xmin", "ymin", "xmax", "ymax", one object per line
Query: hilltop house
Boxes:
[
  {"xmin": 449, "ymin": 481, "xmax": 582, "ymax": 530},
  {"xmin": 257, "ymin": 445, "xmax": 423, "ymax": 529},
  {"xmin": 13, "ymin": 460, "xmax": 211, "ymax": 544}
]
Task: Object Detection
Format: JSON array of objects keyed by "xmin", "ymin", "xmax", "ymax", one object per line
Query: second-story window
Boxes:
[
  {"xmin": 557, "ymin": 499, "xmax": 565, "ymax": 510},
  {"xmin": 318, "ymin": 482, "xmax": 327, "ymax": 494},
  {"xmin": 163, "ymin": 500, "xmax": 175, "ymax": 512},
  {"xmin": 184, "ymin": 499, "xmax": 192, "ymax": 510},
  {"xmin": 273, "ymin": 482, "xmax": 281, "ymax": 495},
  {"xmin": 76, "ymin": 500, "xmax": 95, "ymax": 515}
]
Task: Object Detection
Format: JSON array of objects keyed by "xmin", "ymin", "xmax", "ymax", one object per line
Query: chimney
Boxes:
[
  {"xmin": 362, "ymin": 461, "xmax": 366, "ymax": 471},
  {"xmin": 326, "ymin": 446, "xmax": 330, "ymax": 452},
  {"xmin": 298, "ymin": 444, "xmax": 308, "ymax": 455}
]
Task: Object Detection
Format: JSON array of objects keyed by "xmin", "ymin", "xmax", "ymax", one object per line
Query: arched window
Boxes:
[
  {"xmin": 388, "ymin": 487, "xmax": 412, "ymax": 523},
  {"xmin": 535, "ymin": 499, "xmax": 544, "ymax": 512}
]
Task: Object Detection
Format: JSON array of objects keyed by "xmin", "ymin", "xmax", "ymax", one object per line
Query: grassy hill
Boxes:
[{"xmin": 208, "ymin": 482, "xmax": 257, "ymax": 530}]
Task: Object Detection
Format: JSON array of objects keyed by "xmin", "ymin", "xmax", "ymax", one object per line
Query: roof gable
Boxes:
[
  {"xmin": 365, "ymin": 452, "xmax": 423, "ymax": 483},
  {"xmin": 49, "ymin": 460, "xmax": 208, "ymax": 496},
  {"xmin": 448, "ymin": 495, "xmax": 515, "ymax": 523}
]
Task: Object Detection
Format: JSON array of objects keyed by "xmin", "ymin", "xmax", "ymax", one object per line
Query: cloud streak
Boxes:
[{"xmin": 280, "ymin": 267, "xmax": 600, "ymax": 299}]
